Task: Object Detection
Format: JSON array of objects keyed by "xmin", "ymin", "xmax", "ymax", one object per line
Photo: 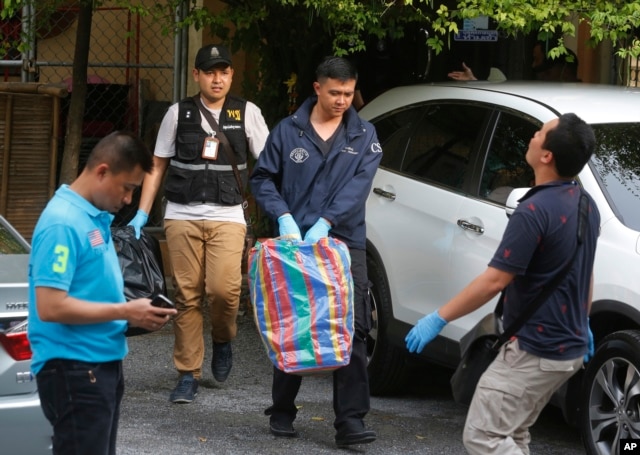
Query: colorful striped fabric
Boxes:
[{"xmin": 248, "ymin": 237, "xmax": 354, "ymax": 375}]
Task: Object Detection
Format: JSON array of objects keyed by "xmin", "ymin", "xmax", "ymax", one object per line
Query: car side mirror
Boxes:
[{"xmin": 505, "ymin": 187, "xmax": 530, "ymax": 217}]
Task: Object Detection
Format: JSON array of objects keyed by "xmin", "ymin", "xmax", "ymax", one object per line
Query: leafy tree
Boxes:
[{"xmin": 195, "ymin": 0, "xmax": 639, "ymax": 125}]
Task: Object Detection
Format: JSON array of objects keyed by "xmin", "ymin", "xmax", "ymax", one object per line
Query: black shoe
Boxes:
[
  {"xmin": 335, "ymin": 429, "xmax": 377, "ymax": 447},
  {"xmin": 169, "ymin": 373, "xmax": 198, "ymax": 403},
  {"xmin": 270, "ymin": 420, "xmax": 298, "ymax": 438},
  {"xmin": 211, "ymin": 342, "xmax": 232, "ymax": 382}
]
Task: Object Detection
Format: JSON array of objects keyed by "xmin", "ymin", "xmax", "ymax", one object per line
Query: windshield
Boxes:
[
  {"xmin": 0, "ymin": 219, "xmax": 29, "ymax": 254},
  {"xmin": 590, "ymin": 123, "xmax": 640, "ymax": 231}
]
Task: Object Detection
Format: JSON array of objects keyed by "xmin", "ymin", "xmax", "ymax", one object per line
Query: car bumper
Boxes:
[{"xmin": 0, "ymin": 391, "xmax": 52, "ymax": 454}]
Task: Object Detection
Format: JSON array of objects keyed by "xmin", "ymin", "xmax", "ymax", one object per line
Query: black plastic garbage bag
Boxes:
[{"xmin": 111, "ymin": 226, "xmax": 167, "ymax": 336}]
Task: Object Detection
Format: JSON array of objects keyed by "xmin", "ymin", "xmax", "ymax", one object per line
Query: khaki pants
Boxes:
[
  {"xmin": 463, "ymin": 339, "xmax": 583, "ymax": 455},
  {"xmin": 164, "ymin": 219, "xmax": 246, "ymax": 379}
]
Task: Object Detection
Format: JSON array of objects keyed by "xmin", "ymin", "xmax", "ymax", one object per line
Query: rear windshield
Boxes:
[
  {"xmin": 590, "ymin": 123, "xmax": 640, "ymax": 231},
  {"xmin": 0, "ymin": 222, "xmax": 29, "ymax": 254}
]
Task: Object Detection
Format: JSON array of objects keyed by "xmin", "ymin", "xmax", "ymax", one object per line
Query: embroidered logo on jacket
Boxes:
[
  {"xmin": 290, "ymin": 148, "xmax": 309, "ymax": 163},
  {"xmin": 341, "ymin": 146, "xmax": 358, "ymax": 155},
  {"xmin": 371, "ymin": 142, "xmax": 382, "ymax": 153}
]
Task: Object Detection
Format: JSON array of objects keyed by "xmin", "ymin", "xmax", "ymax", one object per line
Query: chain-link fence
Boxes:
[{"xmin": 1, "ymin": 1, "xmax": 177, "ymax": 226}]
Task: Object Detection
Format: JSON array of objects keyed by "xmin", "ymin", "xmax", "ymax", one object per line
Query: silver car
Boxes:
[
  {"xmin": 360, "ymin": 81, "xmax": 640, "ymax": 455},
  {"xmin": 0, "ymin": 215, "xmax": 52, "ymax": 453}
]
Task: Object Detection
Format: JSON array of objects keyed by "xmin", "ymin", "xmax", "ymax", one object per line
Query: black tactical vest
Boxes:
[{"xmin": 164, "ymin": 95, "xmax": 248, "ymax": 205}]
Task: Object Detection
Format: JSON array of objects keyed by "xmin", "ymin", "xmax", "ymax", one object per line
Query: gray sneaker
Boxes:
[
  {"xmin": 211, "ymin": 342, "xmax": 232, "ymax": 382},
  {"xmin": 169, "ymin": 373, "xmax": 198, "ymax": 403}
]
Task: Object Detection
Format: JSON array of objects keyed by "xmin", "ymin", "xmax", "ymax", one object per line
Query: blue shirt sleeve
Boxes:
[{"xmin": 31, "ymin": 223, "xmax": 79, "ymax": 292}]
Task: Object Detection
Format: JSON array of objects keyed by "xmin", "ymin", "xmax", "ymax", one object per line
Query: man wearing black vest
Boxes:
[{"xmin": 129, "ymin": 44, "xmax": 269, "ymax": 403}]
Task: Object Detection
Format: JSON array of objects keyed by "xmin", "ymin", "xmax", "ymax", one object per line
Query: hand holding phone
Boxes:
[{"xmin": 150, "ymin": 294, "xmax": 175, "ymax": 309}]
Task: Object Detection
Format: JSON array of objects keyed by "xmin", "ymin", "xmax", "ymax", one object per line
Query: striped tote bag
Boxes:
[{"xmin": 248, "ymin": 237, "xmax": 354, "ymax": 375}]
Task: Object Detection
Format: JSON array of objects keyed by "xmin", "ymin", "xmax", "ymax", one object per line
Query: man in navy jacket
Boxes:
[{"xmin": 250, "ymin": 56, "xmax": 382, "ymax": 447}]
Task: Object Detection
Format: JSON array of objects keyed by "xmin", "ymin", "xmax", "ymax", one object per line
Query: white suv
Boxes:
[{"xmin": 359, "ymin": 81, "xmax": 640, "ymax": 455}]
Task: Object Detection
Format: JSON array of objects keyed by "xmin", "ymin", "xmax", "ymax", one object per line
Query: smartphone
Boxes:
[{"xmin": 150, "ymin": 294, "xmax": 174, "ymax": 309}]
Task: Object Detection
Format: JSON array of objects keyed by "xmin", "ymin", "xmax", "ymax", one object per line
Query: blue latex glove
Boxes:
[
  {"xmin": 128, "ymin": 209, "xmax": 148, "ymax": 239},
  {"xmin": 584, "ymin": 318, "xmax": 594, "ymax": 362},
  {"xmin": 405, "ymin": 310, "xmax": 448, "ymax": 354},
  {"xmin": 303, "ymin": 217, "xmax": 331, "ymax": 243},
  {"xmin": 278, "ymin": 214, "xmax": 301, "ymax": 240}
]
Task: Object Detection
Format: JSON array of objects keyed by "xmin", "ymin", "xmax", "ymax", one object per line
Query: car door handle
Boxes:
[
  {"xmin": 457, "ymin": 219, "xmax": 484, "ymax": 234},
  {"xmin": 373, "ymin": 187, "xmax": 396, "ymax": 201}
]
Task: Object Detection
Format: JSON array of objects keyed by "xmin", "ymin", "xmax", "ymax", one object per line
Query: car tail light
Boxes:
[
  {"xmin": 0, "ymin": 331, "xmax": 32, "ymax": 361},
  {"xmin": 0, "ymin": 320, "xmax": 32, "ymax": 361}
]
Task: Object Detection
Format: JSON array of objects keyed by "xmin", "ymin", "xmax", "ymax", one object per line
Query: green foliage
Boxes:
[
  {"xmin": 203, "ymin": 1, "xmax": 430, "ymax": 125},
  {"xmin": 435, "ymin": 0, "xmax": 640, "ymax": 59},
  {"xmin": 192, "ymin": 0, "xmax": 639, "ymax": 124},
  {"xmin": 4, "ymin": 1, "xmax": 639, "ymax": 59},
  {"xmin": 3, "ymin": 0, "xmax": 638, "ymax": 117}
]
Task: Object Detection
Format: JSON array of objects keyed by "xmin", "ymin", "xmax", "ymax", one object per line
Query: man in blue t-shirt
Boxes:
[
  {"xmin": 28, "ymin": 131, "xmax": 176, "ymax": 455},
  {"xmin": 404, "ymin": 113, "xmax": 599, "ymax": 454}
]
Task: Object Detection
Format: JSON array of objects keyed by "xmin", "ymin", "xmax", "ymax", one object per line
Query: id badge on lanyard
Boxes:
[{"xmin": 202, "ymin": 135, "xmax": 220, "ymax": 160}]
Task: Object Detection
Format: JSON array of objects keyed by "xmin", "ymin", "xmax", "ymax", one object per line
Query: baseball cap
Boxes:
[{"xmin": 195, "ymin": 44, "xmax": 232, "ymax": 71}]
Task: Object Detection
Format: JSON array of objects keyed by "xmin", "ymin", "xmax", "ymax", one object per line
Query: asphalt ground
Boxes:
[{"xmin": 116, "ymin": 308, "xmax": 585, "ymax": 454}]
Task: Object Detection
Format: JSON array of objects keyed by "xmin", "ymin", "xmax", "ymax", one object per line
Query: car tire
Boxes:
[
  {"xmin": 366, "ymin": 253, "xmax": 410, "ymax": 395},
  {"xmin": 581, "ymin": 330, "xmax": 640, "ymax": 455}
]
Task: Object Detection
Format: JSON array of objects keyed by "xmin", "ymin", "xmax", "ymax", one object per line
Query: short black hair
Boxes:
[
  {"xmin": 315, "ymin": 56, "xmax": 358, "ymax": 83},
  {"xmin": 86, "ymin": 131, "xmax": 153, "ymax": 175},
  {"xmin": 543, "ymin": 113, "xmax": 595, "ymax": 178}
]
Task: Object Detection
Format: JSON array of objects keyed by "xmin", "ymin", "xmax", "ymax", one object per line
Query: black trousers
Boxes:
[
  {"xmin": 268, "ymin": 247, "xmax": 372, "ymax": 432},
  {"xmin": 37, "ymin": 359, "xmax": 124, "ymax": 455}
]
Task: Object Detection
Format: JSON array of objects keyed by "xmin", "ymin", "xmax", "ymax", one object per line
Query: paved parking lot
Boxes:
[{"xmin": 117, "ymin": 310, "xmax": 585, "ymax": 454}]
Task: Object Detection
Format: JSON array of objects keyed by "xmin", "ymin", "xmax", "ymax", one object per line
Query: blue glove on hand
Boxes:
[
  {"xmin": 584, "ymin": 319, "xmax": 594, "ymax": 363},
  {"xmin": 278, "ymin": 214, "xmax": 302, "ymax": 241},
  {"xmin": 128, "ymin": 209, "xmax": 149, "ymax": 239},
  {"xmin": 304, "ymin": 217, "xmax": 331, "ymax": 243},
  {"xmin": 405, "ymin": 310, "xmax": 448, "ymax": 354}
]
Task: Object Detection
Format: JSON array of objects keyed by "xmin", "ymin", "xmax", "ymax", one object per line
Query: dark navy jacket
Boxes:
[{"xmin": 250, "ymin": 96, "xmax": 382, "ymax": 249}]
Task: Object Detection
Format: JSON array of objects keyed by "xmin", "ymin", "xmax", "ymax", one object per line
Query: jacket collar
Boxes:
[{"xmin": 291, "ymin": 96, "xmax": 364, "ymax": 138}]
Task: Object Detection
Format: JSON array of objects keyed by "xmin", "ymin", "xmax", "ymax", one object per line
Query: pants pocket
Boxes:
[
  {"xmin": 539, "ymin": 357, "xmax": 580, "ymax": 373},
  {"xmin": 474, "ymin": 371, "xmax": 526, "ymax": 434}
]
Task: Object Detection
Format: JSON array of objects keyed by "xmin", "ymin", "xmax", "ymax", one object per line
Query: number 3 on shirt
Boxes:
[{"xmin": 53, "ymin": 245, "xmax": 69, "ymax": 274}]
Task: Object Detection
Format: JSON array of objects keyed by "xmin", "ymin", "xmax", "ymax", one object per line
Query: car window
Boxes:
[
  {"xmin": 372, "ymin": 106, "xmax": 425, "ymax": 172},
  {"xmin": 480, "ymin": 112, "xmax": 537, "ymax": 204},
  {"xmin": 401, "ymin": 103, "xmax": 488, "ymax": 190},
  {"xmin": 591, "ymin": 123, "xmax": 640, "ymax": 231},
  {"xmin": 0, "ymin": 223, "xmax": 29, "ymax": 254}
]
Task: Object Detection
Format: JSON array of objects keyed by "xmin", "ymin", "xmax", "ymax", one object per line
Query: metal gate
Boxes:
[
  {"xmin": 2, "ymin": 2, "xmax": 178, "ymax": 133},
  {"xmin": 1, "ymin": 1, "xmax": 185, "ymax": 225}
]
